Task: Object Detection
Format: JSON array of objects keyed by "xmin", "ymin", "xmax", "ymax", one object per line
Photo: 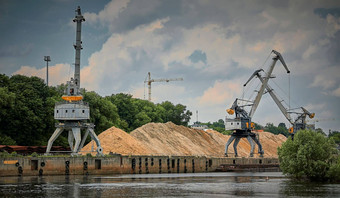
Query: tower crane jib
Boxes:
[{"xmin": 144, "ymin": 72, "xmax": 183, "ymax": 101}]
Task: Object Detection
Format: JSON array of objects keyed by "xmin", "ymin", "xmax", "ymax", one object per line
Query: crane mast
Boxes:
[
  {"xmin": 144, "ymin": 72, "xmax": 183, "ymax": 101},
  {"xmin": 73, "ymin": 6, "xmax": 85, "ymax": 89}
]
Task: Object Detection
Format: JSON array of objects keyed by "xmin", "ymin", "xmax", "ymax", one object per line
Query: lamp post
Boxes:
[{"xmin": 44, "ymin": 56, "xmax": 51, "ymax": 86}]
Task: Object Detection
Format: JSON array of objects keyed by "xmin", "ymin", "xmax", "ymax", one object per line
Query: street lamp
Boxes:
[{"xmin": 44, "ymin": 56, "xmax": 51, "ymax": 86}]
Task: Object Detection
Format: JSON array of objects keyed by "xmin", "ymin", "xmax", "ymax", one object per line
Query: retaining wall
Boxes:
[{"xmin": 0, "ymin": 155, "xmax": 279, "ymax": 176}]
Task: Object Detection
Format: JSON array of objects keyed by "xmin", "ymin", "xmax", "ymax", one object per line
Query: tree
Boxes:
[
  {"xmin": 254, "ymin": 122, "xmax": 264, "ymax": 130},
  {"xmin": 0, "ymin": 134, "xmax": 16, "ymax": 145},
  {"xmin": 201, "ymin": 119, "xmax": 226, "ymax": 133},
  {"xmin": 278, "ymin": 122, "xmax": 287, "ymax": 129},
  {"xmin": 84, "ymin": 91, "xmax": 120, "ymax": 134},
  {"xmin": 264, "ymin": 122, "xmax": 289, "ymax": 136},
  {"xmin": 315, "ymin": 128, "xmax": 326, "ymax": 136},
  {"xmin": 0, "ymin": 74, "xmax": 193, "ymax": 146},
  {"xmin": 159, "ymin": 101, "xmax": 192, "ymax": 126},
  {"xmin": 278, "ymin": 129, "xmax": 338, "ymax": 181},
  {"xmin": 106, "ymin": 93, "xmax": 138, "ymax": 131},
  {"xmin": 1, "ymin": 75, "xmax": 54, "ymax": 145},
  {"xmin": 329, "ymin": 131, "xmax": 340, "ymax": 144}
]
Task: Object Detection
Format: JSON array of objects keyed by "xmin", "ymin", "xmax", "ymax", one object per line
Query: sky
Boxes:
[{"xmin": 1, "ymin": 0, "xmax": 340, "ymax": 133}]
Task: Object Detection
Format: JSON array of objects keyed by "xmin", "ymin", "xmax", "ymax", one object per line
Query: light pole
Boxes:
[{"xmin": 44, "ymin": 56, "xmax": 51, "ymax": 86}]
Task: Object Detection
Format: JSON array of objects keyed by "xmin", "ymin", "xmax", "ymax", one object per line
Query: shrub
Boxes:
[
  {"xmin": 278, "ymin": 129, "xmax": 338, "ymax": 181},
  {"xmin": 31, "ymin": 152, "xmax": 38, "ymax": 157}
]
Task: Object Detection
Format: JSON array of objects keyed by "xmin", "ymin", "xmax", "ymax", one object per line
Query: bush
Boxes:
[
  {"xmin": 327, "ymin": 157, "xmax": 340, "ymax": 181},
  {"xmin": 31, "ymin": 152, "xmax": 38, "ymax": 157},
  {"xmin": 0, "ymin": 151, "xmax": 10, "ymax": 157},
  {"xmin": 278, "ymin": 129, "xmax": 338, "ymax": 181}
]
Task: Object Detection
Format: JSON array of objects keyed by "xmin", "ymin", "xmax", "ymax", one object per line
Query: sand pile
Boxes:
[
  {"xmin": 130, "ymin": 122, "xmax": 227, "ymax": 156},
  {"xmin": 81, "ymin": 126, "xmax": 150, "ymax": 155},
  {"xmin": 82, "ymin": 122, "xmax": 286, "ymax": 157}
]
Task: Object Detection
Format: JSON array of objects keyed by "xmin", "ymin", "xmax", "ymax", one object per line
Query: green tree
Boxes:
[
  {"xmin": 329, "ymin": 131, "xmax": 340, "ymax": 144},
  {"xmin": 0, "ymin": 74, "xmax": 193, "ymax": 145},
  {"xmin": 201, "ymin": 119, "xmax": 227, "ymax": 133},
  {"xmin": 254, "ymin": 122, "xmax": 264, "ymax": 130},
  {"xmin": 159, "ymin": 101, "xmax": 192, "ymax": 126},
  {"xmin": 1, "ymin": 75, "xmax": 54, "ymax": 145},
  {"xmin": 84, "ymin": 91, "xmax": 120, "ymax": 134},
  {"xmin": 106, "ymin": 93, "xmax": 138, "ymax": 131},
  {"xmin": 264, "ymin": 122, "xmax": 289, "ymax": 136},
  {"xmin": 278, "ymin": 129, "xmax": 338, "ymax": 181},
  {"xmin": 0, "ymin": 134, "xmax": 17, "ymax": 145}
]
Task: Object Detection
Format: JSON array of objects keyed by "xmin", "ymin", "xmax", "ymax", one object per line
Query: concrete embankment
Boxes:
[{"xmin": 0, "ymin": 156, "xmax": 279, "ymax": 176}]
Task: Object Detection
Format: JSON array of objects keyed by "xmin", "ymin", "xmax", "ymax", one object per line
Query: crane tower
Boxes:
[
  {"xmin": 144, "ymin": 72, "xmax": 183, "ymax": 101},
  {"xmin": 45, "ymin": 7, "xmax": 103, "ymax": 156}
]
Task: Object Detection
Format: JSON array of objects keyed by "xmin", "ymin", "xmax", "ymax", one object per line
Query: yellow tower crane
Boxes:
[{"xmin": 144, "ymin": 72, "xmax": 183, "ymax": 101}]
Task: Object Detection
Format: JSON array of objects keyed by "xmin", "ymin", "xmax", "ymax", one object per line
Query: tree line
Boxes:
[{"xmin": 0, "ymin": 74, "xmax": 192, "ymax": 146}]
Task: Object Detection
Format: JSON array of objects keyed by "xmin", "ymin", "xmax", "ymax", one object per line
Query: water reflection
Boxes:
[
  {"xmin": 280, "ymin": 179, "xmax": 340, "ymax": 197},
  {"xmin": 0, "ymin": 173, "xmax": 340, "ymax": 197}
]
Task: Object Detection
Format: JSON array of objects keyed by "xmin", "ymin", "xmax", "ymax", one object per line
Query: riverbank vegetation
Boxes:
[
  {"xmin": 278, "ymin": 129, "xmax": 340, "ymax": 181},
  {"xmin": 0, "ymin": 74, "xmax": 192, "ymax": 146}
]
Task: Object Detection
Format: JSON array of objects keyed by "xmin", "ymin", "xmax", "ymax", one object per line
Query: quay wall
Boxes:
[{"xmin": 0, "ymin": 155, "xmax": 279, "ymax": 176}]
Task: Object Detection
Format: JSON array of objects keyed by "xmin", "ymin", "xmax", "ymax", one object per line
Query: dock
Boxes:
[{"xmin": 0, "ymin": 155, "xmax": 280, "ymax": 176}]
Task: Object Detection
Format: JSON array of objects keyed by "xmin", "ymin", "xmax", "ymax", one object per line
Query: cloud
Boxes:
[
  {"xmin": 310, "ymin": 66, "xmax": 340, "ymax": 90},
  {"xmin": 199, "ymin": 80, "xmax": 242, "ymax": 106},
  {"xmin": 80, "ymin": 17, "xmax": 170, "ymax": 94},
  {"xmin": 0, "ymin": 44, "xmax": 33, "ymax": 57},
  {"xmin": 9, "ymin": 0, "xmax": 340, "ymax": 132},
  {"xmin": 13, "ymin": 63, "xmax": 71, "ymax": 86},
  {"xmin": 84, "ymin": 0, "xmax": 130, "ymax": 29},
  {"xmin": 325, "ymin": 14, "xmax": 340, "ymax": 37},
  {"xmin": 332, "ymin": 86, "xmax": 340, "ymax": 97}
]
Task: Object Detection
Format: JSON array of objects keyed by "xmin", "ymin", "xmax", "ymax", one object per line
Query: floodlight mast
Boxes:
[{"xmin": 44, "ymin": 56, "xmax": 51, "ymax": 86}]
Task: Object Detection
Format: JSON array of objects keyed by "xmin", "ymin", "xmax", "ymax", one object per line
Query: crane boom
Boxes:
[
  {"xmin": 245, "ymin": 67, "xmax": 315, "ymax": 138},
  {"xmin": 150, "ymin": 78, "xmax": 184, "ymax": 83},
  {"xmin": 249, "ymin": 50, "xmax": 290, "ymax": 118},
  {"xmin": 256, "ymin": 72, "xmax": 294, "ymax": 125},
  {"xmin": 144, "ymin": 72, "xmax": 183, "ymax": 101}
]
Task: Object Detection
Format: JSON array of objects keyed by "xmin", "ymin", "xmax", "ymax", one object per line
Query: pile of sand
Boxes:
[
  {"xmin": 81, "ymin": 126, "xmax": 150, "ymax": 155},
  {"xmin": 82, "ymin": 122, "xmax": 287, "ymax": 157}
]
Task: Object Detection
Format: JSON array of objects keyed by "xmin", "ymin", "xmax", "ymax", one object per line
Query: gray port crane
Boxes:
[
  {"xmin": 45, "ymin": 7, "xmax": 103, "ymax": 156},
  {"xmin": 144, "ymin": 72, "xmax": 183, "ymax": 101},
  {"xmin": 244, "ymin": 69, "xmax": 315, "ymax": 139},
  {"xmin": 224, "ymin": 50, "xmax": 290, "ymax": 157}
]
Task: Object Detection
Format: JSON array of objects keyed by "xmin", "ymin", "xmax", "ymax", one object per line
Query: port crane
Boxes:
[
  {"xmin": 244, "ymin": 68, "xmax": 315, "ymax": 139},
  {"xmin": 45, "ymin": 7, "xmax": 103, "ymax": 156},
  {"xmin": 144, "ymin": 72, "xmax": 183, "ymax": 101},
  {"xmin": 224, "ymin": 50, "xmax": 290, "ymax": 157}
]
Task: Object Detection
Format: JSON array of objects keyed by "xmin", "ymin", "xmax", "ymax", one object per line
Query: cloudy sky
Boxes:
[{"xmin": 1, "ymin": 0, "xmax": 340, "ymax": 132}]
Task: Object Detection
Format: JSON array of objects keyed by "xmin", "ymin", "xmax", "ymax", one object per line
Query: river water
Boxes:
[{"xmin": 0, "ymin": 172, "xmax": 340, "ymax": 197}]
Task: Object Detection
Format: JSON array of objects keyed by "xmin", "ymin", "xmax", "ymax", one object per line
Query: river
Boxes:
[{"xmin": 1, "ymin": 172, "xmax": 340, "ymax": 197}]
